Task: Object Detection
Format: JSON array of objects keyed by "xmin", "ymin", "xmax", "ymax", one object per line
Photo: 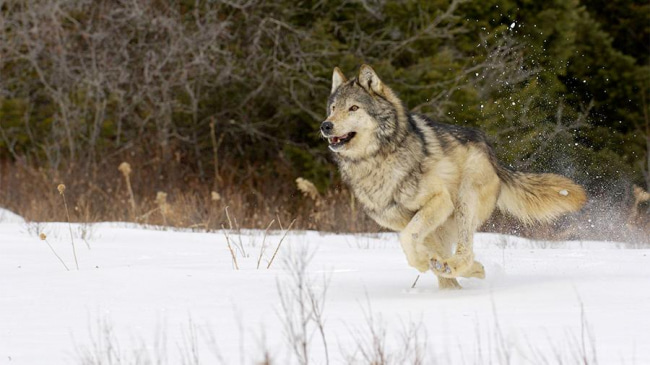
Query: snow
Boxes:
[
  {"xmin": 0, "ymin": 208, "xmax": 24, "ymax": 224},
  {"xmin": 1, "ymin": 207, "xmax": 649, "ymax": 364}
]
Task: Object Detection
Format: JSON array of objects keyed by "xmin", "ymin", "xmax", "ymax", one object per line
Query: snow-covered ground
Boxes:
[{"xmin": 1, "ymin": 208, "xmax": 649, "ymax": 364}]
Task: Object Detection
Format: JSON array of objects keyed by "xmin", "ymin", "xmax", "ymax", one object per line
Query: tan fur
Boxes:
[
  {"xmin": 628, "ymin": 185, "xmax": 650, "ymax": 224},
  {"xmin": 633, "ymin": 185, "xmax": 650, "ymax": 202},
  {"xmin": 497, "ymin": 172, "xmax": 587, "ymax": 224},
  {"xmin": 325, "ymin": 65, "xmax": 587, "ymax": 289}
]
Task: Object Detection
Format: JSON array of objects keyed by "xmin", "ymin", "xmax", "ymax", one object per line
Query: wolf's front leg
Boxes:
[
  {"xmin": 398, "ymin": 231, "xmax": 430, "ymax": 272},
  {"xmin": 399, "ymin": 188, "xmax": 454, "ymax": 273},
  {"xmin": 430, "ymin": 192, "xmax": 485, "ymax": 279}
]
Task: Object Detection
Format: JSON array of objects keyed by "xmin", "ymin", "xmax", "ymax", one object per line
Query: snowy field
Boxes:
[{"xmin": 1, "ymin": 207, "xmax": 649, "ymax": 364}]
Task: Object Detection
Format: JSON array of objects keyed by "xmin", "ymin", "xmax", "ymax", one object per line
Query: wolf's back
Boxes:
[{"xmin": 495, "ymin": 166, "xmax": 587, "ymax": 224}]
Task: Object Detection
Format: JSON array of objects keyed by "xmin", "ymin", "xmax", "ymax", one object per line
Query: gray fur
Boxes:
[{"xmin": 323, "ymin": 65, "xmax": 586, "ymax": 288}]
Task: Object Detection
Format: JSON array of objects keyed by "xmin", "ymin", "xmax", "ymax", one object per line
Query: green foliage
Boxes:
[{"xmin": 0, "ymin": 0, "xmax": 647, "ymax": 192}]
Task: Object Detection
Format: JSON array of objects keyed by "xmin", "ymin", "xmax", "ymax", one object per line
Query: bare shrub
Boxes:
[
  {"xmin": 276, "ymin": 246, "xmax": 330, "ymax": 365},
  {"xmin": 343, "ymin": 299, "xmax": 428, "ymax": 365}
]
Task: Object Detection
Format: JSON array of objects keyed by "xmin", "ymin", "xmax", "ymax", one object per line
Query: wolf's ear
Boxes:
[
  {"xmin": 358, "ymin": 64, "xmax": 383, "ymax": 95},
  {"xmin": 331, "ymin": 67, "xmax": 347, "ymax": 94}
]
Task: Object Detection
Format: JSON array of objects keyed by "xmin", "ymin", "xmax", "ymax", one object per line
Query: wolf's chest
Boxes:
[
  {"xmin": 365, "ymin": 201, "xmax": 414, "ymax": 231},
  {"xmin": 341, "ymin": 162, "xmax": 421, "ymax": 231}
]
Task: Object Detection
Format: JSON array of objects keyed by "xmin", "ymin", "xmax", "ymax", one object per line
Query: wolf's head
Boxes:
[{"xmin": 322, "ymin": 65, "xmax": 407, "ymax": 160}]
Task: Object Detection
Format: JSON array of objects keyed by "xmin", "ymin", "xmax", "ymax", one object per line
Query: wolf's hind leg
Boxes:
[
  {"xmin": 430, "ymin": 153, "xmax": 498, "ymax": 279},
  {"xmin": 438, "ymin": 277, "xmax": 462, "ymax": 289},
  {"xmin": 430, "ymin": 246, "xmax": 485, "ymax": 279},
  {"xmin": 428, "ymin": 227, "xmax": 474, "ymax": 286},
  {"xmin": 426, "ymin": 233, "xmax": 462, "ymax": 289},
  {"xmin": 424, "ymin": 230, "xmax": 462, "ymax": 288}
]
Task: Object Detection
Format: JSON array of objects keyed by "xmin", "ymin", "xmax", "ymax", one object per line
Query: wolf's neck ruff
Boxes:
[{"xmin": 335, "ymin": 115, "xmax": 431, "ymax": 231}]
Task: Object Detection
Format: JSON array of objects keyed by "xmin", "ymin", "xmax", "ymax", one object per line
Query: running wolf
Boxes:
[{"xmin": 322, "ymin": 65, "xmax": 587, "ymax": 289}]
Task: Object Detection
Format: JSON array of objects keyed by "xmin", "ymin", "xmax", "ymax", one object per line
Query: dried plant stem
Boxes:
[
  {"xmin": 44, "ymin": 238, "xmax": 70, "ymax": 271},
  {"xmin": 124, "ymin": 174, "xmax": 136, "ymax": 216},
  {"xmin": 225, "ymin": 205, "xmax": 233, "ymax": 230},
  {"xmin": 118, "ymin": 162, "xmax": 137, "ymax": 218},
  {"xmin": 209, "ymin": 118, "xmax": 225, "ymax": 189},
  {"xmin": 224, "ymin": 205, "xmax": 246, "ymax": 256},
  {"xmin": 160, "ymin": 211, "xmax": 167, "ymax": 227},
  {"xmin": 411, "ymin": 275, "xmax": 420, "ymax": 289},
  {"xmin": 59, "ymin": 189, "xmax": 79, "ymax": 270},
  {"xmin": 156, "ymin": 192, "xmax": 168, "ymax": 227},
  {"xmin": 256, "ymin": 219, "xmax": 275, "ymax": 269},
  {"xmin": 267, "ymin": 219, "xmax": 296, "ymax": 269},
  {"xmin": 222, "ymin": 224, "xmax": 239, "ymax": 270},
  {"xmin": 276, "ymin": 213, "xmax": 284, "ymax": 231},
  {"xmin": 136, "ymin": 207, "xmax": 161, "ymax": 221}
]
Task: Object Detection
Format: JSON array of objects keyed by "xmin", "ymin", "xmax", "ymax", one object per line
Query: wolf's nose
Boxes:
[{"xmin": 320, "ymin": 121, "xmax": 334, "ymax": 133}]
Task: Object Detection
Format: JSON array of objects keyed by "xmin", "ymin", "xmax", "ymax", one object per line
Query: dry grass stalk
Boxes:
[
  {"xmin": 296, "ymin": 178, "xmax": 322, "ymax": 229},
  {"xmin": 209, "ymin": 118, "xmax": 225, "ymax": 190},
  {"xmin": 411, "ymin": 275, "xmax": 420, "ymax": 289},
  {"xmin": 267, "ymin": 218, "xmax": 296, "ymax": 269},
  {"xmin": 58, "ymin": 184, "xmax": 79, "ymax": 270},
  {"xmin": 224, "ymin": 205, "xmax": 246, "ymax": 257},
  {"xmin": 155, "ymin": 191, "xmax": 169, "ymax": 226},
  {"xmin": 256, "ymin": 219, "xmax": 276, "ymax": 269},
  {"xmin": 276, "ymin": 213, "xmax": 284, "ymax": 231},
  {"xmin": 118, "ymin": 162, "xmax": 137, "ymax": 217},
  {"xmin": 221, "ymin": 224, "xmax": 239, "ymax": 270},
  {"xmin": 40, "ymin": 233, "xmax": 70, "ymax": 271},
  {"xmin": 225, "ymin": 205, "xmax": 234, "ymax": 230}
]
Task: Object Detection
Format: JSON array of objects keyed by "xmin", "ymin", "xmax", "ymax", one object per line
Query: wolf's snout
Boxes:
[{"xmin": 320, "ymin": 121, "xmax": 334, "ymax": 134}]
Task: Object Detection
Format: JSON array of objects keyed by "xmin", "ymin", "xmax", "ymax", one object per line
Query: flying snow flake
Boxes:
[
  {"xmin": 510, "ymin": 22, "xmax": 516, "ymax": 29},
  {"xmin": 559, "ymin": 190, "xmax": 569, "ymax": 196}
]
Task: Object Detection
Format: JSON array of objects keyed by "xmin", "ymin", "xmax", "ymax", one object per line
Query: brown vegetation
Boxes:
[
  {"xmin": 0, "ymin": 157, "xmax": 380, "ymax": 233},
  {"xmin": 0, "ymin": 0, "xmax": 648, "ymax": 243},
  {"xmin": 1, "ymin": 157, "xmax": 648, "ymax": 244}
]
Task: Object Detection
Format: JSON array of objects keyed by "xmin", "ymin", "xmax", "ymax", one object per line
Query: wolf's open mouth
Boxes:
[{"xmin": 328, "ymin": 132, "xmax": 356, "ymax": 147}]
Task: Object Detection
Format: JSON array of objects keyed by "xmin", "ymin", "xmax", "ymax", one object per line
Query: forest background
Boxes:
[{"xmin": 0, "ymin": 0, "xmax": 648, "ymax": 241}]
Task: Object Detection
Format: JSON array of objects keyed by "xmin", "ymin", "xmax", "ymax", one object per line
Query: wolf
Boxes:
[{"xmin": 322, "ymin": 65, "xmax": 587, "ymax": 289}]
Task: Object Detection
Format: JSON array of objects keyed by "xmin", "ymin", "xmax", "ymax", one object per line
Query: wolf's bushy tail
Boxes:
[{"xmin": 495, "ymin": 166, "xmax": 587, "ymax": 224}]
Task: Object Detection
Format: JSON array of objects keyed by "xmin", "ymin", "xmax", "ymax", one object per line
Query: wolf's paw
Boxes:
[
  {"xmin": 430, "ymin": 253, "xmax": 485, "ymax": 279},
  {"xmin": 462, "ymin": 260, "xmax": 486, "ymax": 279}
]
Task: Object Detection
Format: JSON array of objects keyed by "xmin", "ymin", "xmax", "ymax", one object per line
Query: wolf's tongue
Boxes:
[{"xmin": 332, "ymin": 137, "xmax": 340, "ymax": 143}]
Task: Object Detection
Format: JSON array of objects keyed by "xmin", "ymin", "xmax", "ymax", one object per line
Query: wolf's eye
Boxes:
[{"xmin": 349, "ymin": 105, "xmax": 359, "ymax": 112}]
